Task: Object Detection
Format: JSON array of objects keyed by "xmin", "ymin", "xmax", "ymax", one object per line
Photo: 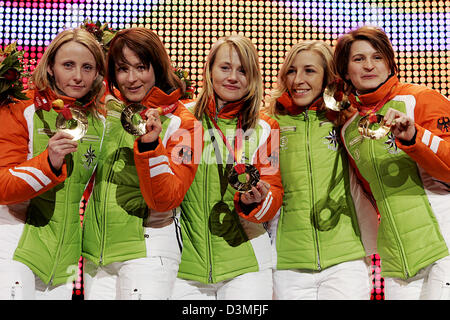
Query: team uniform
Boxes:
[
  {"xmin": 0, "ymin": 88, "xmax": 105, "ymax": 299},
  {"xmin": 268, "ymin": 93, "xmax": 377, "ymax": 299},
  {"xmin": 172, "ymin": 99, "xmax": 283, "ymax": 300},
  {"xmin": 341, "ymin": 75, "xmax": 450, "ymax": 299},
  {"xmin": 82, "ymin": 86, "xmax": 200, "ymax": 300}
]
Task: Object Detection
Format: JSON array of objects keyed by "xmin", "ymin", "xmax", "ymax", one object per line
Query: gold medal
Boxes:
[
  {"xmin": 228, "ymin": 163, "xmax": 260, "ymax": 192},
  {"xmin": 55, "ymin": 107, "xmax": 88, "ymax": 141},
  {"xmin": 357, "ymin": 114, "xmax": 390, "ymax": 140},
  {"xmin": 121, "ymin": 103, "xmax": 147, "ymax": 136}
]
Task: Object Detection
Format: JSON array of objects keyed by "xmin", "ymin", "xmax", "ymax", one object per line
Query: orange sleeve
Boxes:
[
  {"xmin": 133, "ymin": 105, "xmax": 203, "ymax": 212},
  {"xmin": 0, "ymin": 103, "xmax": 66, "ymax": 205},
  {"xmin": 234, "ymin": 113, "xmax": 284, "ymax": 223},
  {"xmin": 396, "ymin": 88, "xmax": 450, "ymax": 182}
]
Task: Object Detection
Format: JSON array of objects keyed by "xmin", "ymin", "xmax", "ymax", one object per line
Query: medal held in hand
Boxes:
[
  {"xmin": 357, "ymin": 113, "xmax": 391, "ymax": 140},
  {"xmin": 121, "ymin": 103, "xmax": 147, "ymax": 136},
  {"xmin": 228, "ymin": 163, "xmax": 260, "ymax": 192},
  {"xmin": 53, "ymin": 99, "xmax": 88, "ymax": 141},
  {"xmin": 121, "ymin": 102, "xmax": 178, "ymax": 136},
  {"xmin": 208, "ymin": 114, "xmax": 260, "ymax": 192},
  {"xmin": 356, "ymin": 85, "xmax": 396, "ymax": 140}
]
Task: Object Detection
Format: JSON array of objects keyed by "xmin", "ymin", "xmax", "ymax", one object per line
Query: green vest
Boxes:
[
  {"xmin": 82, "ymin": 99, "xmax": 174, "ymax": 266},
  {"xmin": 342, "ymin": 99, "xmax": 448, "ymax": 279},
  {"xmin": 273, "ymin": 110, "xmax": 366, "ymax": 271},
  {"xmin": 13, "ymin": 108, "xmax": 104, "ymax": 285},
  {"xmin": 178, "ymin": 114, "xmax": 271, "ymax": 284}
]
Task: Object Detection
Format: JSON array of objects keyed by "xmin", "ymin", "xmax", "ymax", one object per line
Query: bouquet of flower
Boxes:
[
  {"xmin": 174, "ymin": 67, "xmax": 195, "ymax": 100},
  {"xmin": 80, "ymin": 19, "xmax": 117, "ymax": 55},
  {"xmin": 0, "ymin": 42, "xmax": 29, "ymax": 106}
]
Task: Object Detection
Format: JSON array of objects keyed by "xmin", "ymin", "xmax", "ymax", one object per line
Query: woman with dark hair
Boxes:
[
  {"xmin": 82, "ymin": 27, "xmax": 201, "ymax": 300},
  {"xmin": 335, "ymin": 25, "xmax": 450, "ymax": 299},
  {"xmin": 0, "ymin": 28, "xmax": 106, "ymax": 299}
]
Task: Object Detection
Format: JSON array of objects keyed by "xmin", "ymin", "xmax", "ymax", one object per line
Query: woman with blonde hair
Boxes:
[
  {"xmin": 266, "ymin": 40, "xmax": 377, "ymax": 299},
  {"xmin": 171, "ymin": 34, "xmax": 283, "ymax": 300},
  {"xmin": 0, "ymin": 28, "xmax": 106, "ymax": 299}
]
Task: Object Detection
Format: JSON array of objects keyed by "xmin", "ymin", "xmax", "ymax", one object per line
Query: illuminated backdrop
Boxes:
[{"xmin": 0, "ymin": 0, "xmax": 448, "ymax": 300}]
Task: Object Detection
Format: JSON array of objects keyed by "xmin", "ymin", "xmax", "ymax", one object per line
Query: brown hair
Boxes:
[
  {"xmin": 334, "ymin": 25, "xmax": 398, "ymax": 89},
  {"xmin": 30, "ymin": 28, "xmax": 106, "ymax": 115},
  {"xmin": 106, "ymin": 27, "xmax": 184, "ymax": 97},
  {"xmin": 267, "ymin": 40, "xmax": 336, "ymax": 116},
  {"xmin": 193, "ymin": 34, "xmax": 263, "ymax": 131}
]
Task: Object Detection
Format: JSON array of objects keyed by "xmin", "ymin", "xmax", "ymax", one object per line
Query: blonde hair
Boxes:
[
  {"xmin": 266, "ymin": 40, "xmax": 337, "ymax": 116},
  {"xmin": 193, "ymin": 34, "xmax": 263, "ymax": 131},
  {"xmin": 30, "ymin": 28, "xmax": 106, "ymax": 115}
]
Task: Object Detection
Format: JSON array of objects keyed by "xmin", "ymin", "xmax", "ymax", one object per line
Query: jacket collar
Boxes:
[
  {"xmin": 207, "ymin": 97, "xmax": 243, "ymax": 119},
  {"xmin": 348, "ymin": 75, "xmax": 400, "ymax": 110},
  {"xmin": 276, "ymin": 91, "xmax": 324, "ymax": 116},
  {"xmin": 118, "ymin": 86, "xmax": 181, "ymax": 109},
  {"xmin": 33, "ymin": 87, "xmax": 81, "ymax": 111}
]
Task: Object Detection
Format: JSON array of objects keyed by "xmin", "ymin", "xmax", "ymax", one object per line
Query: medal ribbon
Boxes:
[
  {"xmin": 207, "ymin": 112, "xmax": 245, "ymax": 175},
  {"xmin": 356, "ymin": 85, "xmax": 396, "ymax": 123},
  {"xmin": 139, "ymin": 103, "xmax": 177, "ymax": 119},
  {"xmin": 34, "ymin": 90, "xmax": 95, "ymax": 120}
]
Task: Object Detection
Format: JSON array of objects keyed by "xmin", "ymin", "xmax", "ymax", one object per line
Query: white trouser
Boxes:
[
  {"xmin": 171, "ymin": 269, "xmax": 273, "ymax": 300},
  {"xmin": 83, "ymin": 256, "xmax": 179, "ymax": 300},
  {"xmin": 273, "ymin": 258, "xmax": 372, "ymax": 300},
  {"xmin": 83, "ymin": 223, "xmax": 182, "ymax": 300},
  {"xmin": 384, "ymin": 255, "xmax": 450, "ymax": 300},
  {"xmin": 0, "ymin": 259, "xmax": 73, "ymax": 300}
]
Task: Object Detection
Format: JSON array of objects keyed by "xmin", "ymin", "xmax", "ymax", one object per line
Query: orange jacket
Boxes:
[
  {"xmin": 0, "ymin": 89, "xmax": 69, "ymax": 205},
  {"xmin": 127, "ymin": 87, "xmax": 203, "ymax": 213},
  {"xmin": 348, "ymin": 75, "xmax": 450, "ymax": 182}
]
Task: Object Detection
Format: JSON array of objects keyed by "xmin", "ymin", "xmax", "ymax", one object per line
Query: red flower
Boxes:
[{"xmin": 3, "ymin": 68, "xmax": 19, "ymax": 81}]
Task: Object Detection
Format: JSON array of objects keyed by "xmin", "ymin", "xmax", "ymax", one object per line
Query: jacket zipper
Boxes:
[
  {"xmin": 370, "ymin": 139, "xmax": 409, "ymax": 278},
  {"xmin": 305, "ymin": 110, "xmax": 321, "ymax": 271},
  {"xmin": 206, "ymin": 126, "xmax": 214, "ymax": 283},
  {"xmin": 49, "ymin": 159, "xmax": 72, "ymax": 284},
  {"xmin": 99, "ymin": 129, "xmax": 125, "ymax": 265}
]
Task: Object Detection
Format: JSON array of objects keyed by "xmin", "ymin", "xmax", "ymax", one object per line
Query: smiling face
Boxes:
[
  {"xmin": 115, "ymin": 45, "xmax": 156, "ymax": 103},
  {"xmin": 345, "ymin": 40, "xmax": 391, "ymax": 94},
  {"xmin": 211, "ymin": 44, "xmax": 248, "ymax": 108},
  {"xmin": 285, "ymin": 50, "xmax": 325, "ymax": 107},
  {"xmin": 47, "ymin": 41, "xmax": 98, "ymax": 99}
]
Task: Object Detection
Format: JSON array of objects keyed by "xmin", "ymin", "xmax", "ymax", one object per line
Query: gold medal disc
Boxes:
[
  {"xmin": 358, "ymin": 114, "xmax": 390, "ymax": 140},
  {"xmin": 121, "ymin": 103, "xmax": 147, "ymax": 136},
  {"xmin": 55, "ymin": 108, "xmax": 88, "ymax": 141},
  {"xmin": 228, "ymin": 164, "xmax": 260, "ymax": 192}
]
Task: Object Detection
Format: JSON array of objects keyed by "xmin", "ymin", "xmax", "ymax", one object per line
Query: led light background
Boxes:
[{"xmin": 1, "ymin": 0, "xmax": 448, "ymax": 300}]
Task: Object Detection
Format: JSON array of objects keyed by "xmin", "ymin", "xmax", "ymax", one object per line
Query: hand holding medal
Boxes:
[
  {"xmin": 120, "ymin": 102, "xmax": 176, "ymax": 137},
  {"xmin": 54, "ymin": 99, "xmax": 89, "ymax": 141},
  {"xmin": 382, "ymin": 107, "xmax": 416, "ymax": 142},
  {"xmin": 357, "ymin": 85, "xmax": 396, "ymax": 140}
]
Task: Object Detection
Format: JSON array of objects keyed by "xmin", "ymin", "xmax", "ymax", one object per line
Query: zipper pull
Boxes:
[{"xmin": 304, "ymin": 109, "xmax": 309, "ymax": 120}]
